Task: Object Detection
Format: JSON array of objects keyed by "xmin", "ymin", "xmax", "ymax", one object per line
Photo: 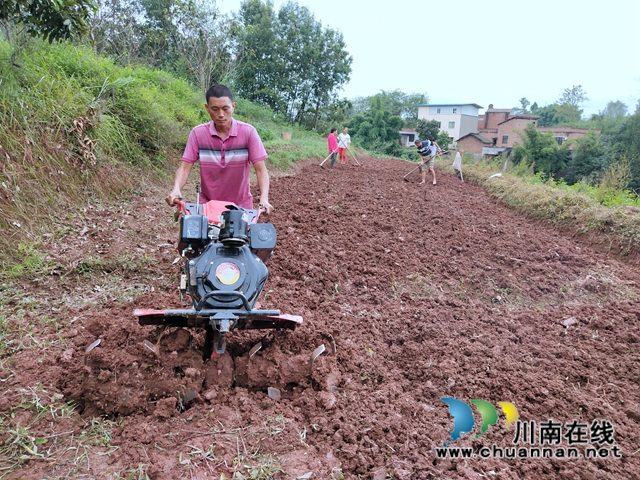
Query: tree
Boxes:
[
  {"xmin": 514, "ymin": 97, "xmax": 530, "ymax": 114},
  {"xmin": 437, "ymin": 130, "xmax": 451, "ymax": 151},
  {"xmin": 235, "ymin": 0, "xmax": 281, "ymax": 111},
  {"xmin": 608, "ymin": 109, "xmax": 640, "ymax": 191},
  {"xmin": 90, "ymin": 0, "xmax": 145, "ymax": 61},
  {"xmin": 559, "ymin": 85, "xmax": 589, "ymax": 109},
  {"xmin": 1, "ymin": 0, "xmax": 96, "ymax": 42},
  {"xmin": 510, "ymin": 123, "xmax": 570, "ymax": 176},
  {"xmin": 303, "ymin": 25, "xmax": 351, "ymax": 129},
  {"xmin": 312, "ymin": 97, "xmax": 352, "ymax": 135},
  {"xmin": 348, "ymin": 97, "xmax": 404, "ymax": 156},
  {"xmin": 367, "ymin": 90, "xmax": 428, "ymax": 120},
  {"xmin": 416, "ymin": 119, "xmax": 440, "ymax": 141},
  {"xmin": 235, "ymin": 0, "xmax": 351, "ymax": 124},
  {"xmin": 171, "ymin": 0, "xmax": 241, "ymax": 92},
  {"xmin": 532, "ymin": 103, "xmax": 580, "ymax": 127},
  {"xmin": 565, "ymin": 131, "xmax": 606, "ymax": 184},
  {"xmin": 348, "ymin": 90, "xmax": 428, "ymax": 125},
  {"xmin": 90, "ymin": 0, "xmax": 240, "ymax": 90},
  {"xmin": 558, "ymin": 85, "xmax": 589, "ymax": 118},
  {"xmin": 600, "ymin": 100, "xmax": 628, "ymax": 118}
]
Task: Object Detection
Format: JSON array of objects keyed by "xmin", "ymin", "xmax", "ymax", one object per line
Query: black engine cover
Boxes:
[{"xmin": 186, "ymin": 242, "xmax": 268, "ymax": 310}]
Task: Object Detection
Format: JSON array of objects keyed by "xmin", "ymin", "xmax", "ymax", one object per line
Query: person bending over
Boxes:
[{"xmin": 415, "ymin": 138, "xmax": 439, "ymax": 185}]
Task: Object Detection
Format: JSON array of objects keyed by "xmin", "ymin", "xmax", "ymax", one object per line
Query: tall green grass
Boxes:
[
  {"xmin": 234, "ymin": 98, "xmax": 327, "ymax": 170},
  {"xmin": 0, "ymin": 39, "xmax": 208, "ymax": 262},
  {"xmin": 441, "ymin": 158, "xmax": 640, "ymax": 256},
  {"xmin": 0, "ymin": 38, "xmax": 332, "ymax": 266}
]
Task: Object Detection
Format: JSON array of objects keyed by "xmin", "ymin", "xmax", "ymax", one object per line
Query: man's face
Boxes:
[{"xmin": 205, "ymin": 96, "xmax": 235, "ymax": 129}]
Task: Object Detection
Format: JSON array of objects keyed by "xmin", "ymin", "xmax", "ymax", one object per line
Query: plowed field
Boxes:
[{"xmin": 2, "ymin": 156, "xmax": 640, "ymax": 479}]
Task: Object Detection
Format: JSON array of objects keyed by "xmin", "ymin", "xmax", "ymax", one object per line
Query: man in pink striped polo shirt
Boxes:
[{"xmin": 165, "ymin": 84, "xmax": 273, "ymax": 213}]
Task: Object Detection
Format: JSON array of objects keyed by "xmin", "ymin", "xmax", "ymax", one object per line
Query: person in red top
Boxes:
[
  {"xmin": 165, "ymin": 84, "xmax": 273, "ymax": 213},
  {"xmin": 327, "ymin": 128, "xmax": 339, "ymax": 170}
]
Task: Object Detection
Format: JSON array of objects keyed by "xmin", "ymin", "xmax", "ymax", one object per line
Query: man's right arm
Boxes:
[{"xmin": 166, "ymin": 161, "xmax": 194, "ymax": 206}]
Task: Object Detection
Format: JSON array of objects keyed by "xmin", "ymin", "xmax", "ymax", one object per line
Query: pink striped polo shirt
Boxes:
[{"xmin": 181, "ymin": 119, "xmax": 268, "ymax": 208}]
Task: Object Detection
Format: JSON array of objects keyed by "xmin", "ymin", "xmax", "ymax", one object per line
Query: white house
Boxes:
[
  {"xmin": 398, "ymin": 128, "xmax": 418, "ymax": 147},
  {"xmin": 416, "ymin": 103, "xmax": 483, "ymax": 141}
]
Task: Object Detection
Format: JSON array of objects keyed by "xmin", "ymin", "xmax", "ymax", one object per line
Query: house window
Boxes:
[
  {"xmin": 437, "ymin": 122, "xmax": 441, "ymax": 128},
  {"xmin": 453, "ymin": 108, "xmax": 457, "ymax": 114},
  {"xmin": 554, "ymin": 136, "xmax": 566, "ymax": 145},
  {"xmin": 502, "ymin": 135, "xmax": 509, "ymax": 144},
  {"xmin": 437, "ymin": 108, "xmax": 441, "ymax": 114},
  {"xmin": 448, "ymin": 121, "xmax": 455, "ymax": 129}
]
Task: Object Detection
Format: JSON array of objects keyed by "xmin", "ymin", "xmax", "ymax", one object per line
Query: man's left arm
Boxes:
[{"xmin": 253, "ymin": 160, "xmax": 273, "ymax": 214}]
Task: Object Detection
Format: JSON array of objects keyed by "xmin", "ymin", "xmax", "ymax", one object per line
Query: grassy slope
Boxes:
[
  {"xmin": 438, "ymin": 158, "xmax": 640, "ymax": 257},
  {"xmin": 0, "ymin": 40, "xmax": 327, "ymax": 264}
]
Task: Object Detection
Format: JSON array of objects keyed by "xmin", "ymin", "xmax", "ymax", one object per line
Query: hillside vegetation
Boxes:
[
  {"xmin": 440, "ymin": 156, "xmax": 640, "ymax": 256},
  {"xmin": 0, "ymin": 40, "xmax": 326, "ymax": 264}
]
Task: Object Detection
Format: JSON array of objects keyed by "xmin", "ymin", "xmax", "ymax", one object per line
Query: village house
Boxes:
[
  {"xmin": 536, "ymin": 127, "xmax": 597, "ymax": 146},
  {"xmin": 416, "ymin": 103, "xmax": 483, "ymax": 142},
  {"xmin": 407, "ymin": 102, "xmax": 598, "ymax": 157},
  {"xmin": 457, "ymin": 105, "xmax": 539, "ymax": 156},
  {"xmin": 399, "ymin": 127, "xmax": 418, "ymax": 147}
]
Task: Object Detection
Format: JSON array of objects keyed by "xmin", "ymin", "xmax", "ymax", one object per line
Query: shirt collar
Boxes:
[{"xmin": 208, "ymin": 119, "xmax": 238, "ymax": 139}]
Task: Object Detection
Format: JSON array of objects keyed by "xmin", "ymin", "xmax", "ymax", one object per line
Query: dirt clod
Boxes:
[{"xmin": 4, "ymin": 158, "xmax": 640, "ymax": 479}]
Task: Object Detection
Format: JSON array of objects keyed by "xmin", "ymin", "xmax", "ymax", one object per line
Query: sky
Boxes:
[{"xmin": 217, "ymin": 0, "xmax": 640, "ymax": 117}]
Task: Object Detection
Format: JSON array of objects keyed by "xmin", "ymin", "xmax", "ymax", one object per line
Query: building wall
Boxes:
[
  {"xmin": 497, "ymin": 118, "xmax": 537, "ymax": 148},
  {"xmin": 399, "ymin": 132, "xmax": 417, "ymax": 147},
  {"xmin": 418, "ymin": 111, "xmax": 461, "ymax": 139},
  {"xmin": 422, "ymin": 105, "xmax": 480, "ymax": 116},
  {"xmin": 537, "ymin": 128, "xmax": 596, "ymax": 141},
  {"xmin": 420, "ymin": 103, "xmax": 597, "ymax": 156},
  {"xmin": 417, "ymin": 113, "xmax": 478, "ymax": 141},
  {"xmin": 478, "ymin": 110, "xmax": 510, "ymax": 130},
  {"xmin": 459, "ymin": 115, "xmax": 479, "ymax": 140},
  {"xmin": 457, "ymin": 136, "xmax": 486, "ymax": 154},
  {"xmin": 417, "ymin": 104, "xmax": 481, "ymax": 141}
]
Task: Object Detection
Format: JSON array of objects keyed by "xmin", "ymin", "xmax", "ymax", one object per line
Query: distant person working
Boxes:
[
  {"xmin": 327, "ymin": 128, "xmax": 339, "ymax": 170},
  {"xmin": 453, "ymin": 149, "xmax": 464, "ymax": 180},
  {"xmin": 414, "ymin": 138, "xmax": 440, "ymax": 185},
  {"xmin": 337, "ymin": 127, "xmax": 351, "ymax": 164}
]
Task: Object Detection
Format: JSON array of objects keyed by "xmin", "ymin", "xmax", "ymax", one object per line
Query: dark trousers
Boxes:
[{"xmin": 329, "ymin": 153, "xmax": 337, "ymax": 169}]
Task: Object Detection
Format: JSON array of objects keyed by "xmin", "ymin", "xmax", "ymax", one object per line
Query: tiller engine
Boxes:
[{"xmin": 135, "ymin": 188, "xmax": 302, "ymax": 359}]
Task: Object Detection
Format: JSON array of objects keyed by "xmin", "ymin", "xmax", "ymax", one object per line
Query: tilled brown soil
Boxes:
[{"xmin": 2, "ymin": 156, "xmax": 640, "ymax": 479}]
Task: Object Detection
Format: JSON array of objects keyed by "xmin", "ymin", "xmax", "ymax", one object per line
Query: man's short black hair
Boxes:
[
  {"xmin": 331, "ymin": 128, "xmax": 337, "ymax": 133},
  {"xmin": 414, "ymin": 139, "xmax": 421, "ymax": 145},
  {"xmin": 206, "ymin": 84, "xmax": 234, "ymax": 103}
]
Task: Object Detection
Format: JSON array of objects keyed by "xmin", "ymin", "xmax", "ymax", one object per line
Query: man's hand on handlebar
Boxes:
[
  {"xmin": 259, "ymin": 200, "xmax": 274, "ymax": 215},
  {"xmin": 166, "ymin": 190, "xmax": 182, "ymax": 207}
]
